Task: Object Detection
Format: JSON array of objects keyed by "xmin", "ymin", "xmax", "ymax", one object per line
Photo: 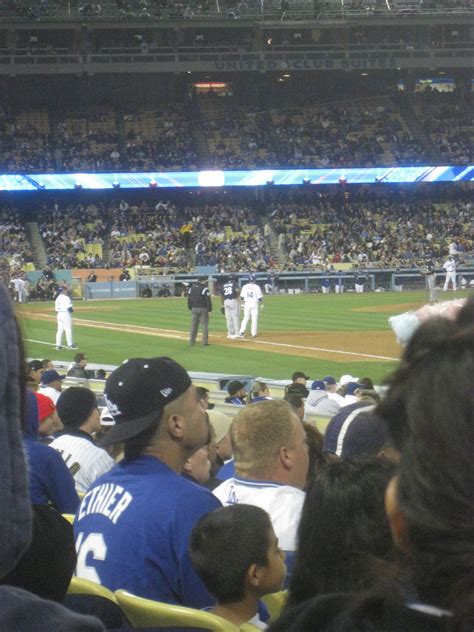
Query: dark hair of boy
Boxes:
[
  {"xmin": 287, "ymin": 456, "xmax": 396, "ymax": 608},
  {"xmin": 190, "ymin": 504, "xmax": 282, "ymax": 605}
]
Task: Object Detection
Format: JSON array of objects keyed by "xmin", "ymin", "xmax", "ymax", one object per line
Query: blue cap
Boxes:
[
  {"xmin": 323, "ymin": 376, "xmax": 337, "ymax": 385},
  {"xmin": 311, "ymin": 380, "xmax": 326, "ymax": 391},
  {"xmin": 248, "ymin": 274, "xmax": 256, "ymax": 281},
  {"xmin": 345, "ymin": 382, "xmax": 364, "ymax": 396},
  {"xmin": 40, "ymin": 369, "xmax": 66, "ymax": 385},
  {"xmin": 323, "ymin": 405, "xmax": 388, "ymax": 458}
]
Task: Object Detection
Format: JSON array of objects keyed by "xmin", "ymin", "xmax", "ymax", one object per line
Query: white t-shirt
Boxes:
[
  {"xmin": 49, "ymin": 433, "xmax": 114, "ymax": 493},
  {"xmin": 55, "ymin": 293, "xmax": 73, "ymax": 313},
  {"xmin": 213, "ymin": 477, "xmax": 304, "ymax": 556},
  {"xmin": 240, "ymin": 283, "xmax": 263, "ymax": 308}
]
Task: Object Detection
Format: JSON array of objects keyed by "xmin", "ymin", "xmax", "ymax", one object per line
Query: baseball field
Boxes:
[{"xmin": 16, "ymin": 289, "xmax": 472, "ymax": 384}]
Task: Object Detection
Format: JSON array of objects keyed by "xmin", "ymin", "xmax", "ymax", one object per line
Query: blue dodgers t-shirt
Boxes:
[{"xmin": 73, "ymin": 455, "xmax": 221, "ymax": 608}]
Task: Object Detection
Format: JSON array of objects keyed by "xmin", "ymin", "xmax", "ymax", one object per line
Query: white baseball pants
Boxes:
[
  {"xmin": 443, "ymin": 272, "xmax": 457, "ymax": 291},
  {"xmin": 240, "ymin": 304, "xmax": 259, "ymax": 337},
  {"xmin": 56, "ymin": 312, "xmax": 73, "ymax": 347}
]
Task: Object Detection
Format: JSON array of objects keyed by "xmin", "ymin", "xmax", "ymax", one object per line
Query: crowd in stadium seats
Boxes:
[
  {"xmin": 190, "ymin": 203, "xmax": 273, "ymax": 270},
  {"xmin": 0, "ymin": 187, "xmax": 472, "ymax": 274},
  {"xmin": 202, "ymin": 102, "xmax": 278, "ymax": 169},
  {"xmin": 0, "ymin": 208, "xmax": 34, "ymax": 270},
  {"xmin": 55, "ymin": 106, "xmax": 198, "ymax": 172},
  {"xmin": 0, "ymin": 106, "xmax": 55, "ymax": 173},
  {"xmin": 270, "ymin": 190, "xmax": 473, "ymax": 269},
  {"xmin": 38, "ymin": 202, "xmax": 107, "ymax": 269},
  {"xmin": 271, "ymin": 99, "xmax": 422, "ymax": 168},
  {"xmin": 108, "ymin": 199, "xmax": 189, "ymax": 268},
  {"xmin": 3, "ymin": 91, "xmax": 472, "ymax": 173},
  {"xmin": 417, "ymin": 91, "xmax": 472, "ymax": 164}
]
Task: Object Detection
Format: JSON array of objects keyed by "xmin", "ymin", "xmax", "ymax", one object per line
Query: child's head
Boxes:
[{"xmin": 190, "ymin": 504, "xmax": 286, "ymax": 604}]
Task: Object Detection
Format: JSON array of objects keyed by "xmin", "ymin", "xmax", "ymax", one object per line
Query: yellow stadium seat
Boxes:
[
  {"xmin": 261, "ymin": 590, "xmax": 287, "ymax": 623},
  {"xmin": 68, "ymin": 576, "xmax": 118, "ymax": 603},
  {"xmin": 115, "ymin": 590, "xmax": 239, "ymax": 630},
  {"xmin": 62, "ymin": 513, "xmax": 74, "ymax": 524}
]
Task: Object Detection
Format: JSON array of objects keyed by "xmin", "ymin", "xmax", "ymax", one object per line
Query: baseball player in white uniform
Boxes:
[
  {"xmin": 55, "ymin": 287, "xmax": 77, "ymax": 350},
  {"xmin": 239, "ymin": 275, "xmax": 263, "ymax": 338},
  {"xmin": 443, "ymin": 256, "xmax": 457, "ymax": 291},
  {"xmin": 11, "ymin": 276, "xmax": 29, "ymax": 303}
]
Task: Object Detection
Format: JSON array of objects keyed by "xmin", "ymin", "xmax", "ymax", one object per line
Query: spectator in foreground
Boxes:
[
  {"xmin": 0, "ymin": 260, "xmax": 104, "ymax": 631},
  {"xmin": 213, "ymin": 400, "xmax": 308, "ymax": 580},
  {"xmin": 286, "ymin": 457, "xmax": 395, "ymax": 609},
  {"xmin": 270, "ymin": 297, "xmax": 474, "ymax": 631},
  {"xmin": 190, "ymin": 504, "xmax": 286, "ymax": 630},
  {"xmin": 73, "ymin": 357, "xmax": 221, "ymax": 606}
]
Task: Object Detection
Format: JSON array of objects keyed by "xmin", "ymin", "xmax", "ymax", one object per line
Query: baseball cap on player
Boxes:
[
  {"xmin": 311, "ymin": 381, "xmax": 326, "ymax": 391},
  {"xmin": 40, "ymin": 369, "xmax": 66, "ymax": 385},
  {"xmin": 323, "ymin": 376, "xmax": 337, "ymax": 385},
  {"xmin": 248, "ymin": 274, "xmax": 256, "ymax": 281},
  {"xmin": 100, "ymin": 357, "xmax": 192, "ymax": 446}
]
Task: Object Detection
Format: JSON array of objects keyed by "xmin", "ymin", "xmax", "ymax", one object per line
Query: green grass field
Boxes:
[{"xmin": 16, "ymin": 290, "xmax": 471, "ymax": 384}]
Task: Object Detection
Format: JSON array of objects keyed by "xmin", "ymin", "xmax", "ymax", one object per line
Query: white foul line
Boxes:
[
  {"xmin": 251, "ymin": 339, "xmax": 398, "ymax": 361},
  {"xmin": 24, "ymin": 338, "xmax": 59, "ymax": 348},
  {"xmin": 21, "ymin": 314, "xmax": 398, "ymax": 361}
]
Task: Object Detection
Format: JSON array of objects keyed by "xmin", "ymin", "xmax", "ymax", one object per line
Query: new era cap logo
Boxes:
[{"xmin": 160, "ymin": 388, "xmax": 172, "ymax": 398}]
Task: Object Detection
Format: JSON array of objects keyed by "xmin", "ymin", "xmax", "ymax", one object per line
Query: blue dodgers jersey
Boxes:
[{"xmin": 73, "ymin": 455, "xmax": 221, "ymax": 607}]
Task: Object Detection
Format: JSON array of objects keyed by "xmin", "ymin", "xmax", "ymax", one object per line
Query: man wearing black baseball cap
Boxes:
[
  {"xmin": 291, "ymin": 371, "xmax": 310, "ymax": 385},
  {"xmin": 73, "ymin": 356, "xmax": 220, "ymax": 608}
]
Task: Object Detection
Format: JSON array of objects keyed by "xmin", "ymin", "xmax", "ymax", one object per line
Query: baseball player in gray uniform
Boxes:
[{"xmin": 220, "ymin": 275, "xmax": 242, "ymax": 339}]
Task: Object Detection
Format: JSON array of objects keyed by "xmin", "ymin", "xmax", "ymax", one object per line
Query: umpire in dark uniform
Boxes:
[{"xmin": 187, "ymin": 277, "xmax": 212, "ymax": 346}]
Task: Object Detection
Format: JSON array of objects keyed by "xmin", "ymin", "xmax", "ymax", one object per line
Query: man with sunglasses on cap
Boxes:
[{"xmin": 73, "ymin": 357, "xmax": 221, "ymax": 608}]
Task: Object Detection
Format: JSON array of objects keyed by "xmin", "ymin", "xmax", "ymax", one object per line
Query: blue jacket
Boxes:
[{"xmin": 23, "ymin": 391, "xmax": 79, "ymax": 514}]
